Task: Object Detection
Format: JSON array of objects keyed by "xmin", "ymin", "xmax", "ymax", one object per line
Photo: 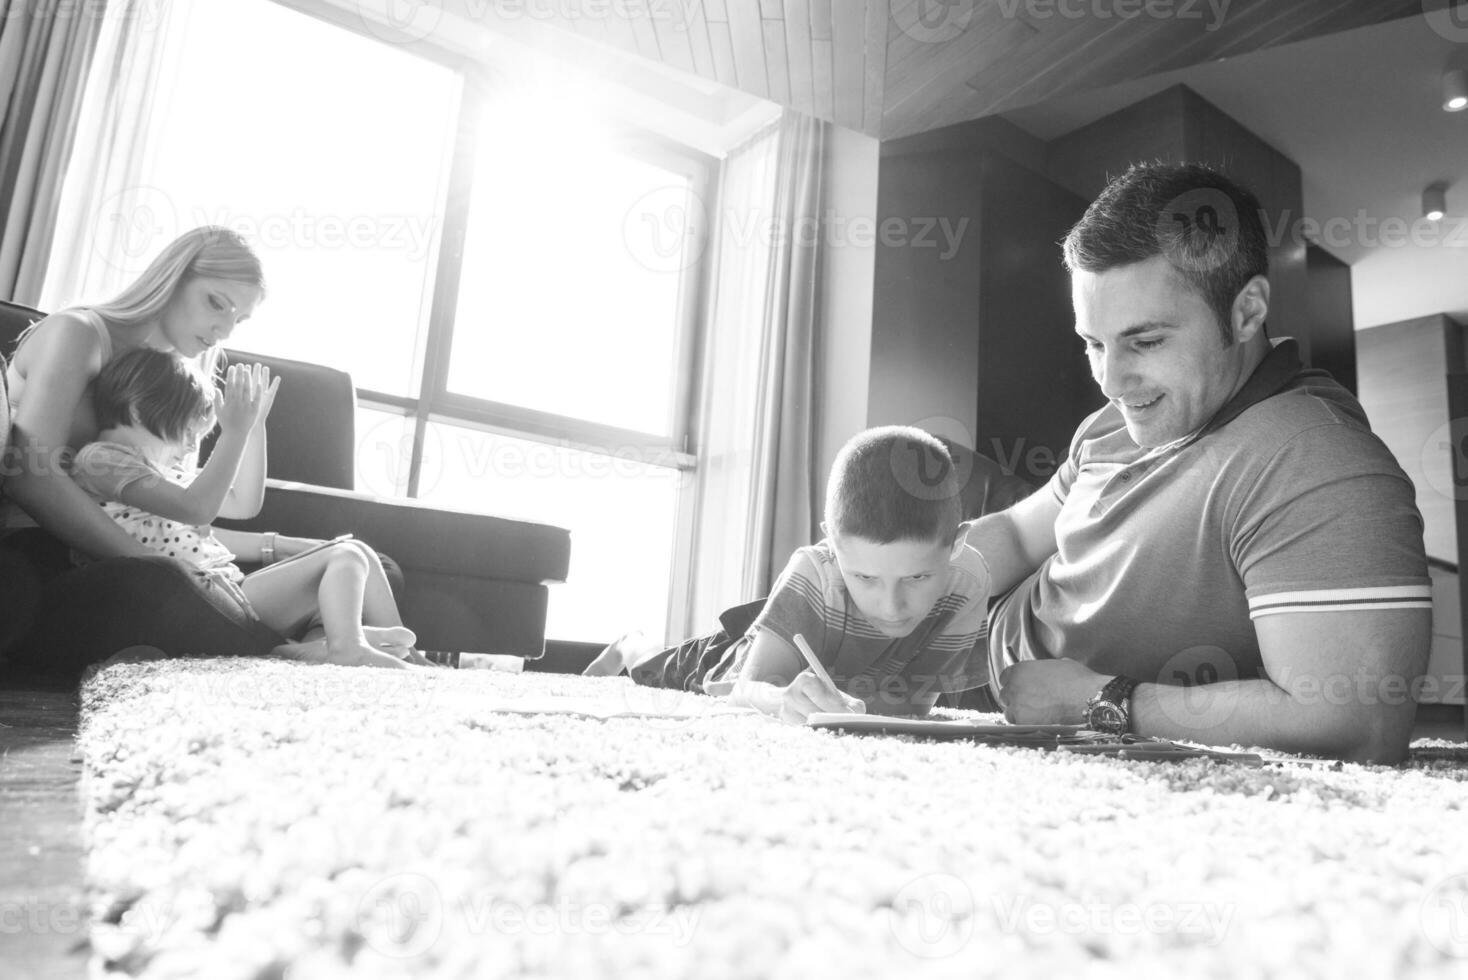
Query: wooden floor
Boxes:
[
  {"xmin": 0, "ymin": 684, "xmax": 87, "ymax": 980},
  {"xmin": 0, "ymin": 677, "xmax": 1462, "ymax": 979}
]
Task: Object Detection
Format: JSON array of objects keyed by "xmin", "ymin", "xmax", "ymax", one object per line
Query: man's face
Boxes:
[
  {"xmin": 1072, "ymin": 255, "xmax": 1257, "ymax": 448},
  {"xmin": 829, "ymin": 533, "xmax": 957, "ymax": 638}
]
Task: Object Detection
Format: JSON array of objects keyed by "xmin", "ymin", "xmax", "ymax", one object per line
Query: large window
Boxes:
[{"xmin": 51, "ymin": 0, "xmax": 715, "ymax": 645}]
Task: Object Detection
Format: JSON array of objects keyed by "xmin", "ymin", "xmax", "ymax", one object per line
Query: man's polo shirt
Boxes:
[{"xmin": 988, "ymin": 340, "xmax": 1432, "ymax": 693}]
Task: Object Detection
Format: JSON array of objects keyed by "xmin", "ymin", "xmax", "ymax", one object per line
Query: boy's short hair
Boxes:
[
  {"xmin": 825, "ymin": 426, "xmax": 964, "ymax": 545},
  {"xmin": 93, "ymin": 347, "xmax": 213, "ymax": 444}
]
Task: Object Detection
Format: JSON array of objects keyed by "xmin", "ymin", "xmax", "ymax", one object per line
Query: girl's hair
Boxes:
[{"xmin": 93, "ymin": 347, "xmax": 214, "ymax": 445}]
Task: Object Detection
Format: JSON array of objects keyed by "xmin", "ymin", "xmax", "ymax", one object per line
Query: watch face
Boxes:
[{"xmin": 1087, "ymin": 701, "xmax": 1125, "ymax": 732}]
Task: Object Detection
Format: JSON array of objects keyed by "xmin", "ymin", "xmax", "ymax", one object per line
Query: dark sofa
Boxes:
[{"xmin": 0, "ymin": 299, "xmax": 571, "ymax": 678}]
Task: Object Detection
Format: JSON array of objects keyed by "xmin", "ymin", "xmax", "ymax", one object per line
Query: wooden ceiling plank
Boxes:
[
  {"xmin": 863, "ymin": 0, "xmax": 889, "ymax": 137},
  {"xmin": 933, "ymin": 0, "xmax": 1427, "ymax": 127},
  {"xmin": 593, "ymin": 0, "xmax": 643, "ymax": 59},
  {"xmin": 830, "ymin": 0, "xmax": 867, "ymax": 130},
  {"xmin": 625, "ymin": 0, "xmax": 664, "ymax": 62},
  {"xmin": 882, "ymin": 7, "xmax": 1024, "ymax": 125},
  {"xmin": 684, "ymin": 1, "xmax": 719, "ymax": 81},
  {"xmin": 650, "ymin": 4, "xmax": 696, "ymax": 73},
  {"xmin": 812, "ymin": 38, "xmax": 836, "ymax": 121},
  {"xmin": 707, "ymin": 18, "xmax": 740, "ymax": 89},
  {"xmin": 810, "ymin": 0, "xmax": 832, "ymax": 41},
  {"xmin": 784, "ymin": 0, "xmax": 818, "ymax": 117},
  {"xmin": 727, "ymin": 0, "xmax": 772, "ymax": 98},
  {"xmin": 763, "ymin": 17, "xmax": 794, "ymax": 107},
  {"xmin": 760, "ymin": 0, "xmax": 786, "ymax": 18},
  {"xmin": 704, "ymin": 0, "xmax": 729, "ymax": 22}
]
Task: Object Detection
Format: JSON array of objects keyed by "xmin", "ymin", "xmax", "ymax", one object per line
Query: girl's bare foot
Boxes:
[
  {"xmin": 364, "ymin": 625, "xmax": 417, "ymax": 648},
  {"xmin": 271, "ymin": 637, "xmax": 412, "ymax": 669}
]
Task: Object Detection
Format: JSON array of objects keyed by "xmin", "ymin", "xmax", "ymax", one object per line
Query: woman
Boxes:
[{"xmin": 2, "ymin": 226, "xmax": 404, "ymax": 668}]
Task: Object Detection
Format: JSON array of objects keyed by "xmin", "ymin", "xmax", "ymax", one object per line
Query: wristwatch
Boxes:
[{"xmin": 1085, "ymin": 675, "xmax": 1141, "ymax": 735}]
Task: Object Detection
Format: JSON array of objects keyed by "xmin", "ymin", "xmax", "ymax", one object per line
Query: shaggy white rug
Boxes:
[{"xmin": 77, "ymin": 657, "xmax": 1468, "ymax": 979}]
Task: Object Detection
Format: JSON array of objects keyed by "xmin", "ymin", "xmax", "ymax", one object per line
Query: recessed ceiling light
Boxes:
[
  {"xmin": 1445, "ymin": 68, "xmax": 1468, "ymax": 112},
  {"xmin": 1424, "ymin": 183, "xmax": 1449, "ymax": 222}
]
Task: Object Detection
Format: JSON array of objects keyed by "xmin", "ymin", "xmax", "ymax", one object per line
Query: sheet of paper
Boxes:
[{"xmin": 483, "ymin": 696, "xmax": 758, "ymax": 721}]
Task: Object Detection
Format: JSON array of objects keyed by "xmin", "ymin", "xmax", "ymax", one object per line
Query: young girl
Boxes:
[{"xmin": 71, "ymin": 347, "xmax": 420, "ymax": 670}]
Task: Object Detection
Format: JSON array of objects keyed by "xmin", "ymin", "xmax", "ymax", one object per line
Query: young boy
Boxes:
[{"xmin": 586, "ymin": 426, "xmax": 992, "ymax": 722}]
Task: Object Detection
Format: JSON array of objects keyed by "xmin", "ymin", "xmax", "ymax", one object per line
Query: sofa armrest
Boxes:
[{"xmin": 218, "ymin": 480, "xmax": 570, "ymax": 585}]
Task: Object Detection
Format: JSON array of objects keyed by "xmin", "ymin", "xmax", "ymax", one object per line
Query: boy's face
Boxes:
[{"xmin": 828, "ymin": 532, "xmax": 960, "ymax": 638}]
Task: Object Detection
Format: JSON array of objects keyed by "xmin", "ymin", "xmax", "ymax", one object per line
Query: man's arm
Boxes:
[
  {"xmin": 1136, "ymin": 607, "xmax": 1430, "ymax": 763},
  {"xmin": 963, "ymin": 487, "xmax": 1063, "ymax": 597},
  {"xmin": 1000, "ymin": 607, "xmax": 1431, "ymax": 764}
]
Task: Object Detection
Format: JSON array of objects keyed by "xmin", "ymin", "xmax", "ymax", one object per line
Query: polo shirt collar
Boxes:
[{"xmin": 1201, "ymin": 338, "xmax": 1304, "ymax": 436}]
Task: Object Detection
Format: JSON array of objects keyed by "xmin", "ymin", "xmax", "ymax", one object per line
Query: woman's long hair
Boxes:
[{"xmin": 16, "ymin": 226, "xmax": 266, "ymax": 376}]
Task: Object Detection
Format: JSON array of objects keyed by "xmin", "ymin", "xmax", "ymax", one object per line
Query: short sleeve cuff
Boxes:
[{"xmin": 1248, "ymin": 584, "xmax": 1433, "ymax": 619}]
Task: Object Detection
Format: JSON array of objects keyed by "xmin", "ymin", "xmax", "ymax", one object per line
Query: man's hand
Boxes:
[
  {"xmin": 998, "ymin": 659, "xmax": 1108, "ymax": 725},
  {"xmin": 778, "ymin": 671, "xmax": 866, "ymax": 725}
]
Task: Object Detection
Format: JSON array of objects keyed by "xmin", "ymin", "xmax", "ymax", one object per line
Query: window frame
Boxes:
[{"xmin": 275, "ymin": 4, "xmax": 720, "ymax": 641}]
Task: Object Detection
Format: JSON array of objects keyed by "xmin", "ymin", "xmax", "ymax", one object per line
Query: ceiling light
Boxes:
[
  {"xmin": 1424, "ymin": 183, "xmax": 1449, "ymax": 222},
  {"xmin": 1446, "ymin": 68, "xmax": 1468, "ymax": 112}
]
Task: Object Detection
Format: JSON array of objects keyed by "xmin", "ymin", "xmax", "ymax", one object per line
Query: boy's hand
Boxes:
[{"xmin": 778, "ymin": 671, "xmax": 867, "ymax": 725}]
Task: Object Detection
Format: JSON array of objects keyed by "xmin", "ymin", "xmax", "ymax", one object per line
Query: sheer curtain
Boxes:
[
  {"xmin": 0, "ymin": 0, "xmax": 106, "ymax": 303},
  {"xmin": 38, "ymin": 0, "xmax": 193, "ymax": 312},
  {"xmin": 683, "ymin": 111, "xmax": 828, "ymax": 633}
]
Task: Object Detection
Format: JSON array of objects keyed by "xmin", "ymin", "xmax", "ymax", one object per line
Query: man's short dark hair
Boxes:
[
  {"xmin": 93, "ymin": 347, "xmax": 213, "ymax": 444},
  {"xmin": 825, "ymin": 426, "xmax": 963, "ymax": 545},
  {"xmin": 1062, "ymin": 162, "xmax": 1269, "ymax": 344}
]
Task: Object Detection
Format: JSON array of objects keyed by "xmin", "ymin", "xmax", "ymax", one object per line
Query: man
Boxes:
[{"xmin": 972, "ymin": 163, "xmax": 1432, "ymax": 764}]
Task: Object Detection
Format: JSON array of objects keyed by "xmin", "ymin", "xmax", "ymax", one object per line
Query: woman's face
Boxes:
[{"xmin": 155, "ymin": 277, "xmax": 262, "ymax": 358}]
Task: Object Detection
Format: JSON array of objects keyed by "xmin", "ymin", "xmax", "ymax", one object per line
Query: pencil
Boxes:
[{"xmin": 792, "ymin": 633, "xmax": 842, "ymax": 698}]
